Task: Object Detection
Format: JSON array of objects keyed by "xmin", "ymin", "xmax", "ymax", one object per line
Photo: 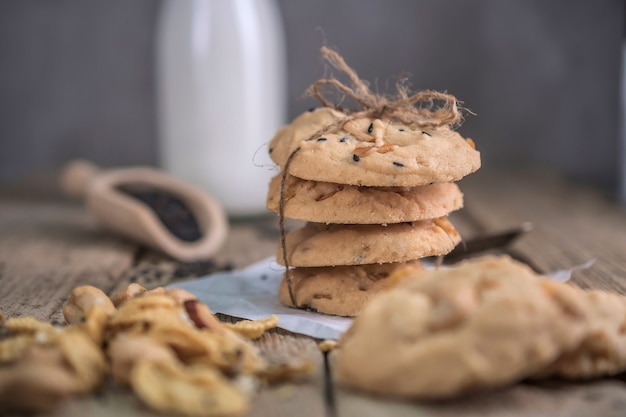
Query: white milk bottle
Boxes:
[{"xmin": 156, "ymin": 0, "xmax": 286, "ymax": 216}]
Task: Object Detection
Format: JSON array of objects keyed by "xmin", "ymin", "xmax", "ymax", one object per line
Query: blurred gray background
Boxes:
[{"xmin": 0, "ymin": 0, "xmax": 623, "ymax": 193}]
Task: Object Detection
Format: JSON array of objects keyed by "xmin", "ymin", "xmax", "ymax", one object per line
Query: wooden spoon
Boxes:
[{"xmin": 61, "ymin": 160, "xmax": 228, "ymax": 262}]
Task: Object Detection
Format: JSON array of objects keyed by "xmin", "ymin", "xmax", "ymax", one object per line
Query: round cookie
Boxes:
[
  {"xmin": 279, "ymin": 261, "xmax": 424, "ymax": 317},
  {"xmin": 276, "ymin": 218, "xmax": 460, "ymax": 267},
  {"xmin": 334, "ymin": 256, "xmax": 591, "ymax": 399},
  {"xmin": 267, "ymin": 174, "xmax": 463, "ymax": 224},
  {"xmin": 269, "ymin": 108, "xmax": 481, "ymax": 187}
]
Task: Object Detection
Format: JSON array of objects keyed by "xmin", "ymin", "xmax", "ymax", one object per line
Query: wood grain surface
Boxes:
[{"xmin": 1, "ymin": 169, "xmax": 626, "ymax": 416}]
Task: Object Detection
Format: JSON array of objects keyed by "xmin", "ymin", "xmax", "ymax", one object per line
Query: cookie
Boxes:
[
  {"xmin": 536, "ymin": 290, "xmax": 626, "ymax": 380},
  {"xmin": 267, "ymin": 174, "xmax": 463, "ymax": 224},
  {"xmin": 279, "ymin": 261, "xmax": 424, "ymax": 317},
  {"xmin": 276, "ymin": 218, "xmax": 460, "ymax": 267},
  {"xmin": 269, "ymin": 108, "xmax": 480, "ymax": 187},
  {"xmin": 334, "ymin": 256, "xmax": 591, "ymax": 399}
]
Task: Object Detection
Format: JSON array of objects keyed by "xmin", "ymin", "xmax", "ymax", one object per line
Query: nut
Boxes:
[
  {"xmin": 111, "ymin": 283, "xmax": 146, "ymax": 307},
  {"xmin": 131, "ymin": 357, "xmax": 249, "ymax": 417},
  {"xmin": 108, "ymin": 334, "xmax": 177, "ymax": 385},
  {"xmin": 166, "ymin": 288, "xmax": 197, "ymax": 305},
  {"xmin": 56, "ymin": 327, "xmax": 107, "ymax": 393},
  {"xmin": 184, "ymin": 299, "xmax": 224, "ymax": 333},
  {"xmin": 63, "ymin": 286, "xmax": 116, "ymax": 325},
  {"xmin": 318, "ymin": 339, "xmax": 338, "ymax": 353},
  {"xmin": 222, "ymin": 316, "xmax": 279, "ymax": 340},
  {"xmin": 0, "ymin": 346, "xmax": 78, "ymax": 413}
]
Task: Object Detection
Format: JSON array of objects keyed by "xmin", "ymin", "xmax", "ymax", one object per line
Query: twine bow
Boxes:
[{"xmin": 307, "ymin": 46, "xmax": 463, "ymax": 128}]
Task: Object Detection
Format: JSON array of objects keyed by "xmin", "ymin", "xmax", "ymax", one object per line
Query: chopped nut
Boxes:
[
  {"xmin": 428, "ymin": 286, "xmax": 477, "ymax": 331},
  {"xmin": 56, "ymin": 327, "xmax": 107, "ymax": 393},
  {"xmin": 184, "ymin": 299, "xmax": 224, "ymax": 333},
  {"xmin": 4, "ymin": 316, "xmax": 57, "ymax": 337},
  {"xmin": 111, "ymin": 283, "xmax": 146, "ymax": 307},
  {"xmin": 108, "ymin": 334, "xmax": 177, "ymax": 385},
  {"xmin": 257, "ymin": 360, "xmax": 317, "ymax": 385},
  {"xmin": 0, "ymin": 347, "xmax": 78, "ymax": 413},
  {"xmin": 80, "ymin": 303, "xmax": 111, "ymax": 345},
  {"xmin": 318, "ymin": 339, "xmax": 338, "ymax": 353},
  {"xmin": 0, "ymin": 335, "xmax": 38, "ymax": 364},
  {"xmin": 131, "ymin": 358, "xmax": 249, "ymax": 417},
  {"xmin": 222, "ymin": 316, "xmax": 279, "ymax": 340},
  {"xmin": 166, "ymin": 288, "xmax": 197, "ymax": 305},
  {"xmin": 63, "ymin": 286, "xmax": 116, "ymax": 325}
]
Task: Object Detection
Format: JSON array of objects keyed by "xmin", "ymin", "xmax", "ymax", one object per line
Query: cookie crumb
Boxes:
[{"xmin": 319, "ymin": 339, "xmax": 338, "ymax": 353}]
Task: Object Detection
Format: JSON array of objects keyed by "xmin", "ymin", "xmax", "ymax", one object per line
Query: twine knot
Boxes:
[{"xmin": 307, "ymin": 47, "xmax": 463, "ymax": 128}]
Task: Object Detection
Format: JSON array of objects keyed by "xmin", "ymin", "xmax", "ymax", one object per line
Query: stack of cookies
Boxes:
[{"xmin": 266, "ymin": 107, "xmax": 481, "ymax": 316}]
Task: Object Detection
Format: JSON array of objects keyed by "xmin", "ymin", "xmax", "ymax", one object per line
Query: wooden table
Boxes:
[{"xmin": 2, "ymin": 168, "xmax": 626, "ymax": 417}]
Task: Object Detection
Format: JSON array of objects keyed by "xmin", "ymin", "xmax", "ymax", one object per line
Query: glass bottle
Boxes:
[{"xmin": 156, "ymin": 0, "xmax": 286, "ymax": 216}]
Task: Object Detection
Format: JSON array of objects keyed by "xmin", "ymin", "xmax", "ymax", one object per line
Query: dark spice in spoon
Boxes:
[{"xmin": 118, "ymin": 186, "xmax": 203, "ymax": 242}]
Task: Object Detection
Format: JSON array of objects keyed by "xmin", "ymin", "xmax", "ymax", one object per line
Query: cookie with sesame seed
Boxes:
[
  {"xmin": 267, "ymin": 174, "xmax": 463, "ymax": 224},
  {"xmin": 268, "ymin": 108, "xmax": 480, "ymax": 187}
]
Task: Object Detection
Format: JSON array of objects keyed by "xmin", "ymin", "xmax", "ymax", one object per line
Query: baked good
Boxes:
[
  {"xmin": 269, "ymin": 108, "xmax": 480, "ymax": 187},
  {"xmin": 334, "ymin": 256, "xmax": 591, "ymax": 399},
  {"xmin": 536, "ymin": 290, "xmax": 626, "ymax": 379},
  {"xmin": 276, "ymin": 218, "xmax": 460, "ymax": 267},
  {"xmin": 279, "ymin": 261, "xmax": 423, "ymax": 317},
  {"xmin": 267, "ymin": 174, "xmax": 463, "ymax": 224}
]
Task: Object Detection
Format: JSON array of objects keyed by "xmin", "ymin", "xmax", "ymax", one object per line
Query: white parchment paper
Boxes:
[
  {"xmin": 169, "ymin": 257, "xmax": 594, "ymax": 340},
  {"xmin": 169, "ymin": 258, "xmax": 351, "ymax": 340}
]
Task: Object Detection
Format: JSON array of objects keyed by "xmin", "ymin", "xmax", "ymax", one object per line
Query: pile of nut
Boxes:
[{"xmin": 0, "ymin": 284, "xmax": 312, "ymax": 415}]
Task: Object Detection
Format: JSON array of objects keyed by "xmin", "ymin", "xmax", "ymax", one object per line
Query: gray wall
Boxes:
[{"xmin": 0, "ymin": 0, "xmax": 623, "ymax": 192}]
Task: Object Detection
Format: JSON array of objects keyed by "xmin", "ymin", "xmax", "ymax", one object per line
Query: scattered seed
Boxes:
[
  {"xmin": 353, "ymin": 154, "xmax": 360, "ymax": 162},
  {"xmin": 340, "ymin": 136, "xmax": 348, "ymax": 143},
  {"xmin": 422, "ymin": 131, "xmax": 432, "ymax": 137},
  {"xmin": 118, "ymin": 187, "xmax": 202, "ymax": 242},
  {"xmin": 399, "ymin": 128, "xmax": 405, "ymax": 132},
  {"xmin": 316, "ymin": 137, "xmax": 327, "ymax": 142},
  {"xmin": 308, "ymin": 107, "xmax": 316, "ymax": 112},
  {"xmin": 269, "ymin": 148, "xmax": 273, "ymax": 154},
  {"xmin": 367, "ymin": 123, "xmax": 374, "ymax": 134},
  {"xmin": 393, "ymin": 161, "xmax": 404, "ymax": 167}
]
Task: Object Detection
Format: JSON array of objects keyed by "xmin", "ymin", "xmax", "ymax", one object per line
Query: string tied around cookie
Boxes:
[
  {"xmin": 280, "ymin": 47, "xmax": 466, "ymax": 309},
  {"xmin": 307, "ymin": 46, "xmax": 464, "ymax": 128}
]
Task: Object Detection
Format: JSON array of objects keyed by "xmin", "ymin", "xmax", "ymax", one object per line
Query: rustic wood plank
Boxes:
[
  {"xmin": 0, "ymin": 200, "xmax": 136, "ymax": 323},
  {"xmin": 336, "ymin": 380, "xmax": 626, "ymax": 417},
  {"xmin": 460, "ymin": 169, "xmax": 626, "ymax": 292},
  {"xmin": 248, "ymin": 331, "xmax": 325, "ymax": 417}
]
